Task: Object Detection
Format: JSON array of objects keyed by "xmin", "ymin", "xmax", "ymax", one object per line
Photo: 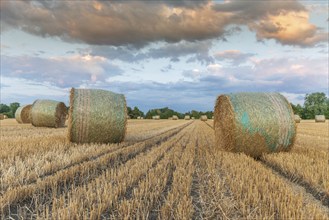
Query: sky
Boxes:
[{"xmin": 1, "ymin": 0, "xmax": 328, "ymax": 112}]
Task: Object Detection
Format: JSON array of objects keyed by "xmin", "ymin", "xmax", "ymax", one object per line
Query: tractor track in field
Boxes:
[
  {"xmin": 1, "ymin": 122, "xmax": 194, "ymax": 218},
  {"xmin": 191, "ymin": 139, "xmax": 204, "ymax": 220},
  {"xmin": 203, "ymin": 121, "xmax": 214, "ymax": 130},
  {"xmin": 259, "ymin": 158, "xmax": 329, "ymax": 208},
  {"xmin": 102, "ymin": 133, "xmax": 186, "ymax": 219}
]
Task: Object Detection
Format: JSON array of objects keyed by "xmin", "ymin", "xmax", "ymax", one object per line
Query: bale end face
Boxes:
[{"xmin": 15, "ymin": 105, "xmax": 32, "ymax": 124}]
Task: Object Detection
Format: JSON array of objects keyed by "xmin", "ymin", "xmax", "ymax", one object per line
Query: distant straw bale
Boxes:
[
  {"xmin": 154, "ymin": 115, "xmax": 160, "ymax": 120},
  {"xmin": 214, "ymin": 92, "xmax": 296, "ymax": 158},
  {"xmin": 172, "ymin": 115, "xmax": 178, "ymax": 120},
  {"xmin": 15, "ymin": 105, "xmax": 32, "ymax": 124},
  {"xmin": 315, "ymin": 115, "xmax": 326, "ymax": 122},
  {"xmin": 68, "ymin": 88, "xmax": 127, "ymax": 144},
  {"xmin": 184, "ymin": 115, "xmax": 190, "ymax": 120},
  {"xmin": 294, "ymin": 115, "xmax": 301, "ymax": 123},
  {"xmin": 0, "ymin": 114, "xmax": 4, "ymax": 120},
  {"xmin": 31, "ymin": 100, "xmax": 67, "ymax": 128},
  {"xmin": 200, "ymin": 115, "xmax": 208, "ymax": 121}
]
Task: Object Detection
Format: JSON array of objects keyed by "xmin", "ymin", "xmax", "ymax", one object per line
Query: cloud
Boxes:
[
  {"xmin": 249, "ymin": 11, "xmax": 329, "ymax": 46},
  {"xmin": 214, "ymin": 50, "xmax": 255, "ymax": 64},
  {"xmin": 2, "ymin": 0, "xmax": 325, "ymax": 47},
  {"xmin": 1, "ymin": 77, "xmax": 69, "ymax": 104},
  {"xmin": 1, "ymin": 1, "xmax": 228, "ymax": 47},
  {"xmin": 1, "ymin": 54, "xmax": 123, "ymax": 87},
  {"xmin": 87, "ymin": 40, "xmax": 214, "ymax": 64}
]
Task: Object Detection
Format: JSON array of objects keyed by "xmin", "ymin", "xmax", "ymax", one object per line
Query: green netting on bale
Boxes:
[
  {"xmin": 68, "ymin": 88, "xmax": 127, "ymax": 144},
  {"xmin": 31, "ymin": 100, "xmax": 67, "ymax": 128},
  {"xmin": 15, "ymin": 105, "xmax": 32, "ymax": 124},
  {"xmin": 214, "ymin": 92, "xmax": 296, "ymax": 158}
]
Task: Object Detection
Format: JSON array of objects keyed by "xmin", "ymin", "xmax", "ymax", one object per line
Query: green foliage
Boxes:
[
  {"xmin": 127, "ymin": 106, "xmax": 144, "ymax": 119},
  {"xmin": 0, "ymin": 104, "xmax": 10, "ymax": 114},
  {"xmin": 145, "ymin": 107, "xmax": 183, "ymax": 119},
  {"xmin": 187, "ymin": 110, "xmax": 213, "ymax": 119},
  {"xmin": 303, "ymin": 93, "xmax": 328, "ymax": 119},
  {"xmin": 0, "ymin": 103, "xmax": 20, "ymax": 118}
]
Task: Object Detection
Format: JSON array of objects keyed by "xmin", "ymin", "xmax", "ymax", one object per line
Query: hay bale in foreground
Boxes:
[
  {"xmin": 31, "ymin": 100, "xmax": 67, "ymax": 128},
  {"xmin": 68, "ymin": 88, "xmax": 127, "ymax": 144},
  {"xmin": 315, "ymin": 115, "xmax": 326, "ymax": 122},
  {"xmin": 214, "ymin": 93, "xmax": 296, "ymax": 158},
  {"xmin": 172, "ymin": 115, "xmax": 178, "ymax": 120},
  {"xmin": 200, "ymin": 115, "xmax": 208, "ymax": 121},
  {"xmin": 15, "ymin": 105, "xmax": 32, "ymax": 123},
  {"xmin": 184, "ymin": 115, "xmax": 190, "ymax": 120},
  {"xmin": 294, "ymin": 115, "xmax": 301, "ymax": 123}
]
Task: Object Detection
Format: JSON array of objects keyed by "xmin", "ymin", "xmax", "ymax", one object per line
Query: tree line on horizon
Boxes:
[{"xmin": 1, "ymin": 92, "xmax": 328, "ymax": 120}]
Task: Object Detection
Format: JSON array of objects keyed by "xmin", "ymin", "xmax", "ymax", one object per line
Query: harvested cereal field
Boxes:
[{"xmin": 0, "ymin": 119, "xmax": 328, "ymax": 219}]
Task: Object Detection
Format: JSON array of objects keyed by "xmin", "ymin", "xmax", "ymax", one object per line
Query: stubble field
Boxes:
[{"xmin": 0, "ymin": 119, "xmax": 328, "ymax": 219}]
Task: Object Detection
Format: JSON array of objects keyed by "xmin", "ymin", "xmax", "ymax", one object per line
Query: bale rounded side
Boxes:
[
  {"xmin": 0, "ymin": 114, "xmax": 4, "ymax": 120},
  {"xmin": 184, "ymin": 115, "xmax": 190, "ymax": 120},
  {"xmin": 68, "ymin": 88, "xmax": 127, "ymax": 144},
  {"xmin": 31, "ymin": 100, "xmax": 67, "ymax": 128},
  {"xmin": 315, "ymin": 115, "xmax": 326, "ymax": 122},
  {"xmin": 15, "ymin": 105, "xmax": 32, "ymax": 124},
  {"xmin": 172, "ymin": 115, "xmax": 178, "ymax": 120},
  {"xmin": 214, "ymin": 92, "xmax": 296, "ymax": 158}
]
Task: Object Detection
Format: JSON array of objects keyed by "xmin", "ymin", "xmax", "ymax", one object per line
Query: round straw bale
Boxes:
[
  {"xmin": 172, "ymin": 115, "xmax": 178, "ymax": 120},
  {"xmin": 31, "ymin": 100, "xmax": 67, "ymax": 128},
  {"xmin": 214, "ymin": 93, "xmax": 296, "ymax": 158},
  {"xmin": 154, "ymin": 115, "xmax": 160, "ymax": 120},
  {"xmin": 0, "ymin": 114, "xmax": 4, "ymax": 120},
  {"xmin": 315, "ymin": 115, "xmax": 326, "ymax": 122},
  {"xmin": 184, "ymin": 115, "xmax": 190, "ymax": 120},
  {"xmin": 4, "ymin": 115, "xmax": 8, "ymax": 119},
  {"xmin": 200, "ymin": 115, "xmax": 208, "ymax": 121},
  {"xmin": 15, "ymin": 104, "xmax": 32, "ymax": 123},
  {"xmin": 294, "ymin": 115, "xmax": 301, "ymax": 123},
  {"xmin": 68, "ymin": 88, "xmax": 127, "ymax": 144},
  {"xmin": 191, "ymin": 117, "xmax": 195, "ymax": 120}
]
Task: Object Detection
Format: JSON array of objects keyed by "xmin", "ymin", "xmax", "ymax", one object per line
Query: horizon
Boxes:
[{"xmin": 1, "ymin": 0, "xmax": 328, "ymax": 112}]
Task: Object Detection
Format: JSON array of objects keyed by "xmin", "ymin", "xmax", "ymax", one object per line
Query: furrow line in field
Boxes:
[
  {"xmin": 259, "ymin": 158, "xmax": 329, "ymax": 208},
  {"xmin": 0, "ymin": 122, "xmax": 193, "ymax": 217},
  {"xmin": 0, "ymin": 121, "xmax": 192, "ymax": 194}
]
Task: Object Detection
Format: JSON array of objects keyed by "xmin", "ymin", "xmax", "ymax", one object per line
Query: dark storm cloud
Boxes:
[{"xmin": 2, "ymin": 0, "xmax": 326, "ymax": 47}]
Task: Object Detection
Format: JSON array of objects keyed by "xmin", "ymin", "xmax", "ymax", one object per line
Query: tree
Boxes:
[
  {"xmin": 303, "ymin": 93, "xmax": 328, "ymax": 119},
  {"xmin": 290, "ymin": 103, "xmax": 304, "ymax": 118},
  {"xmin": 0, "ymin": 104, "xmax": 10, "ymax": 113},
  {"xmin": 9, "ymin": 102, "xmax": 20, "ymax": 118}
]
